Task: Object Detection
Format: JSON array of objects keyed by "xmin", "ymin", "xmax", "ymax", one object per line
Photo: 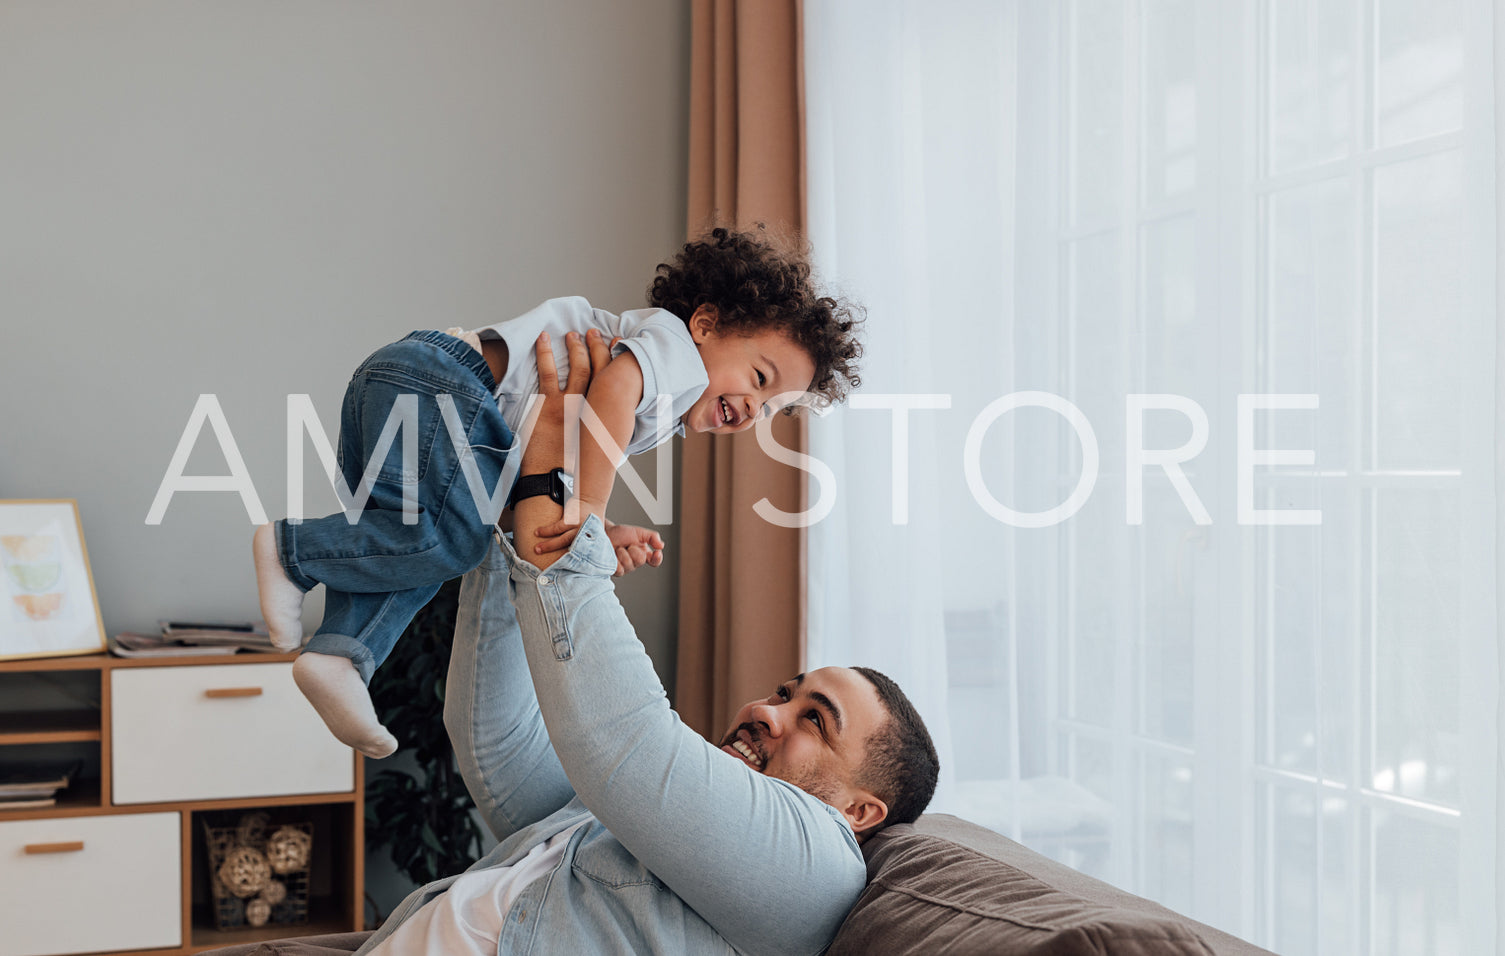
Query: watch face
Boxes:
[{"xmin": 547, "ymin": 468, "xmax": 575, "ymax": 505}]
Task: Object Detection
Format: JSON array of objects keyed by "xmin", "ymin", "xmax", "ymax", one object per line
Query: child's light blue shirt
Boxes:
[{"xmin": 474, "ymin": 296, "xmax": 708, "ymax": 454}]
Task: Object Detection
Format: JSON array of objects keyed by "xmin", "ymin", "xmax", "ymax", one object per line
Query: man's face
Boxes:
[{"xmin": 717, "ymin": 666, "xmax": 890, "ymax": 835}]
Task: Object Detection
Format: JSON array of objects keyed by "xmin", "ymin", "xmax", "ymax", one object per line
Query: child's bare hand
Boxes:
[{"xmin": 606, "ymin": 522, "xmax": 664, "ymax": 577}]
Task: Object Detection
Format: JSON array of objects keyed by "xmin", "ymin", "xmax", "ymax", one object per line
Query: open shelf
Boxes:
[
  {"xmin": 0, "ymin": 708, "xmax": 101, "ymax": 745},
  {"xmin": 186, "ymin": 801, "xmax": 362, "ymax": 951},
  {"xmin": 0, "ymin": 778, "xmax": 104, "ymax": 820},
  {"xmin": 189, "ymin": 896, "xmax": 352, "ymax": 951}
]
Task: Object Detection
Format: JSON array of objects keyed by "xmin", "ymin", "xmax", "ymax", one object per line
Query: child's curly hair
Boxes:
[{"xmin": 647, "ymin": 226, "xmax": 863, "ymax": 410}]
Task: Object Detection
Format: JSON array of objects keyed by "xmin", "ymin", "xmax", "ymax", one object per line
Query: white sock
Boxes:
[
  {"xmin": 292, "ymin": 653, "xmax": 398, "ymax": 759},
  {"xmin": 254, "ymin": 523, "xmax": 306, "ymax": 651}
]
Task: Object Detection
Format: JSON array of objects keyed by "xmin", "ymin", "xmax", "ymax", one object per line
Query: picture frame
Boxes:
[{"xmin": 0, "ymin": 499, "xmax": 107, "ymax": 661}]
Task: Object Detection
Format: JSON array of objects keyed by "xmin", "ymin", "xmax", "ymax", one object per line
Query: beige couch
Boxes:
[{"xmin": 201, "ymin": 814, "xmax": 1271, "ymax": 956}]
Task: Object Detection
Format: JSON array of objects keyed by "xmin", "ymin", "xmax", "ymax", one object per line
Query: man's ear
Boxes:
[
  {"xmin": 841, "ymin": 791, "xmax": 889, "ymax": 839},
  {"xmin": 689, "ymin": 304, "xmax": 718, "ymax": 342}
]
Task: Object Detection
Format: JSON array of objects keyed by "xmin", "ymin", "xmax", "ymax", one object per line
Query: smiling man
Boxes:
[
  {"xmin": 350, "ymin": 331, "xmax": 939, "ymax": 956},
  {"xmin": 718, "ymin": 666, "xmax": 936, "ymax": 835}
]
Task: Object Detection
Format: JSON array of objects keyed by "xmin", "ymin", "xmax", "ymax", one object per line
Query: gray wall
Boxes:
[{"xmin": 1, "ymin": 0, "xmax": 689, "ymax": 917}]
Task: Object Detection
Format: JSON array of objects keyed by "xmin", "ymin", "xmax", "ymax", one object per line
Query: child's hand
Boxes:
[
  {"xmin": 531, "ymin": 519, "xmax": 664, "ymax": 575},
  {"xmin": 605, "ymin": 522, "xmax": 665, "ymax": 577}
]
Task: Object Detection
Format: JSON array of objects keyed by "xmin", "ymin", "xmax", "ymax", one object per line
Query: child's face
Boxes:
[{"xmin": 684, "ymin": 310, "xmax": 816, "ymax": 435}]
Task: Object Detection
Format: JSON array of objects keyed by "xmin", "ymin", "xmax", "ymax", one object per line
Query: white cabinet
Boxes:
[
  {"xmin": 0, "ymin": 812, "xmax": 181, "ymax": 956},
  {"xmin": 111, "ymin": 662, "xmax": 353, "ymax": 804},
  {"xmin": 0, "ymin": 652, "xmax": 365, "ymax": 956}
]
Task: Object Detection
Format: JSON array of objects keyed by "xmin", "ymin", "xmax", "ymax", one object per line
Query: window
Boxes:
[{"xmin": 804, "ymin": 2, "xmax": 1496, "ymax": 951}]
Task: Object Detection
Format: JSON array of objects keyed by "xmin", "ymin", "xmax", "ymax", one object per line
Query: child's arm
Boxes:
[{"xmin": 532, "ymin": 331, "xmax": 643, "ymax": 554}]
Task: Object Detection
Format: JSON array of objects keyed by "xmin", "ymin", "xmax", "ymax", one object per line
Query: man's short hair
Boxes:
[{"xmin": 852, "ymin": 666, "xmax": 939, "ymax": 830}]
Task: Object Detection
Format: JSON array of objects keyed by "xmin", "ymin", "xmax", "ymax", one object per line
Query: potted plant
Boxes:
[{"xmin": 364, "ymin": 578, "xmax": 483, "ymax": 922}]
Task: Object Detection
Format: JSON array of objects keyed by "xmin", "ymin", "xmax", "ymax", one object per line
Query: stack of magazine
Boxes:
[
  {"xmin": 108, "ymin": 621, "xmax": 280, "ymax": 658},
  {"xmin": 0, "ymin": 762, "xmax": 80, "ymax": 810}
]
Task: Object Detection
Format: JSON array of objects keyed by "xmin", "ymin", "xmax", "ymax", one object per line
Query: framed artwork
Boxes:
[{"xmin": 0, "ymin": 500, "xmax": 106, "ymax": 661}]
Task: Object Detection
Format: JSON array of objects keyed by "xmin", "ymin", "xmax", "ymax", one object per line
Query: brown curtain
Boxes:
[{"xmin": 675, "ymin": 0, "xmax": 807, "ymax": 739}]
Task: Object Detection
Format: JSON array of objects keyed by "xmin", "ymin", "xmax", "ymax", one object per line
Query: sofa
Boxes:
[{"xmin": 200, "ymin": 814, "xmax": 1272, "ymax": 955}]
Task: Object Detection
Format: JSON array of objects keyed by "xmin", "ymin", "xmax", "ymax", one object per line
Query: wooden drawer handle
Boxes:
[
  {"xmin": 25, "ymin": 841, "xmax": 84, "ymax": 855},
  {"xmin": 204, "ymin": 687, "xmax": 263, "ymax": 699}
]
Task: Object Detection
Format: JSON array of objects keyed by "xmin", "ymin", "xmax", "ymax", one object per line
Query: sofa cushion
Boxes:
[{"xmin": 829, "ymin": 821, "xmax": 1215, "ymax": 956}]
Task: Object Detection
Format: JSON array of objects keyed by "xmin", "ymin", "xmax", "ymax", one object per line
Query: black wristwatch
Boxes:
[{"xmin": 509, "ymin": 468, "xmax": 574, "ymax": 507}]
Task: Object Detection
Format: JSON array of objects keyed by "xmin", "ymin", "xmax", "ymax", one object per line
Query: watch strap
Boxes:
[{"xmin": 509, "ymin": 470, "xmax": 564, "ymax": 507}]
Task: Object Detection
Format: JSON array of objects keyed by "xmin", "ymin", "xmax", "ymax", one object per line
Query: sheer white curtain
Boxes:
[{"xmin": 805, "ymin": 1, "xmax": 1500, "ymax": 953}]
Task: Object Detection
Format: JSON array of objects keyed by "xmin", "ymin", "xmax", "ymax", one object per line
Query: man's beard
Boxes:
[
  {"xmin": 721, "ymin": 723, "xmax": 841, "ymax": 804},
  {"xmin": 775, "ymin": 764, "xmax": 841, "ymax": 805}
]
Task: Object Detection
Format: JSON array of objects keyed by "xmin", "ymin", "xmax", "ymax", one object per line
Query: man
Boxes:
[{"xmin": 356, "ymin": 330, "xmax": 940, "ymax": 955}]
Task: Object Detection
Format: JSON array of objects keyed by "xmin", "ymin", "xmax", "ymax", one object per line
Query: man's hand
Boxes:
[
  {"xmin": 519, "ymin": 331, "xmax": 578, "ymax": 473},
  {"xmin": 512, "ymin": 329, "xmax": 599, "ymax": 568},
  {"xmin": 522, "ymin": 328, "xmax": 613, "ymax": 468}
]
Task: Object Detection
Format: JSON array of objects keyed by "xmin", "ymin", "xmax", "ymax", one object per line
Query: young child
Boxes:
[{"xmin": 253, "ymin": 227, "xmax": 863, "ymax": 758}]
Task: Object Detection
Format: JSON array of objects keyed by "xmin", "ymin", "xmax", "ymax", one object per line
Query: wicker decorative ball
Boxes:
[
  {"xmin": 259, "ymin": 879, "xmax": 287, "ymax": 905},
  {"xmin": 236, "ymin": 811, "xmax": 273, "ymax": 847},
  {"xmin": 217, "ymin": 847, "xmax": 271, "ymax": 898},
  {"xmin": 266, "ymin": 826, "xmax": 312, "ymax": 874},
  {"xmin": 245, "ymin": 897, "xmax": 272, "ymax": 927}
]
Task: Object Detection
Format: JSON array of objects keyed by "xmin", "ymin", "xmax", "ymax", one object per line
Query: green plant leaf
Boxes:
[{"xmin": 364, "ymin": 578, "xmax": 482, "ymax": 886}]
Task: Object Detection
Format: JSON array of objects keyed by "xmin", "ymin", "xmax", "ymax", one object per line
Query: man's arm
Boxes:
[
  {"xmin": 509, "ymin": 330, "xmax": 866, "ymax": 956},
  {"xmin": 512, "ymin": 331, "xmax": 578, "ymax": 570},
  {"xmin": 441, "ymin": 534, "xmax": 576, "ymax": 843}
]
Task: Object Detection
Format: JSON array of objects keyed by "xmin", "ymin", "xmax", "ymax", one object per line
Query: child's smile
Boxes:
[{"xmin": 684, "ymin": 322, "xmax": 817, "ymax": 435}]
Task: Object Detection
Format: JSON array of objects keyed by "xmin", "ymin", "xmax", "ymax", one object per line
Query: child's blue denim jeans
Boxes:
[{"xmin": 274, "ymin": 330, "xmax": 515, "ymax": 683}]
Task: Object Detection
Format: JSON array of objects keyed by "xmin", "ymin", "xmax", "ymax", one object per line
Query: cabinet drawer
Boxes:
[
  {"xmin": 112, "ymin": 663, "xmax": 354, "ymax": 804},
  {"xmin": 0, "ymin": 812, "xmax": 180, "ymax": 956}
]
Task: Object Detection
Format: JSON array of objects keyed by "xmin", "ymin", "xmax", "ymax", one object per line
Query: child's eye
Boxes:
[{"xmin": 756, "ymin": 370, "xmax": 767, "ymax": 387}]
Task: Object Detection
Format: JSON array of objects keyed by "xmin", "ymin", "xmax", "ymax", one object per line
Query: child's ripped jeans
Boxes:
[{"xmin": 273, "ymin": 330, "xmax": 515, "ymax": 683}]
